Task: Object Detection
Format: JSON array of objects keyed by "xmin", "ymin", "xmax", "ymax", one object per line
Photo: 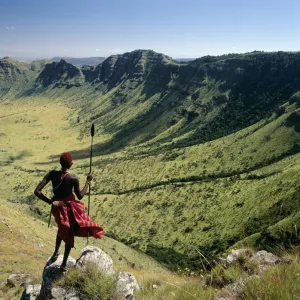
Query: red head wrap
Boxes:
[{"xmin": 60, "ymin": 152, "xmax": 73, "ymax": 167}]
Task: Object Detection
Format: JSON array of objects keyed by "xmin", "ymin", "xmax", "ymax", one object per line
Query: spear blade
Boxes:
[{"xmin": 91, "ymin": 123, "xmax": 95, "ymax": 137}]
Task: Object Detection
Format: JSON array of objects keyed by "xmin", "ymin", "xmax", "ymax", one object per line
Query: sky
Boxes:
[{"xmin": 1, "ymin": 0, "xmax": 300, "ymax": 60}]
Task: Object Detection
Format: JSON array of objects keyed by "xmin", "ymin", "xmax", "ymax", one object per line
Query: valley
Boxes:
[{"xmin": 0, "ymin": 50, "xmax": 300, "ymax": 298}]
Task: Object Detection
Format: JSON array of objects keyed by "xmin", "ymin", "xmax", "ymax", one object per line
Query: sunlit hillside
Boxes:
[{"xmin": 0, "ymin": 50, "xmax": 300, "ymax": 271}]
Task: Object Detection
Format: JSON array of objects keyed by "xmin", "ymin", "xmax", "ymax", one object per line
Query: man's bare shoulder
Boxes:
[{"xmin": 67, "ymin": 174, "xmax": 79, "ymax": 182}]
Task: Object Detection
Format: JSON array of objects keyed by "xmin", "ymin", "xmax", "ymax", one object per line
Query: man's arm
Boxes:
[
  {"xmin": 34, "ymin": 173, "xmax": 52, "ymax": 204},
  {"xmin": 74, "ymin": 174, "xmax": 92, "ymax": 200}
]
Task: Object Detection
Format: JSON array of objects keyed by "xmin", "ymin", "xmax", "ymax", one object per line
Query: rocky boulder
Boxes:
[
  {"xmin": 20, "ymin": 246, "xmax": 140, "ymax": 300},
  {"xmin": 214, "ymin": 249, "xmax": 292, "ymax": 300},
  {"xmin": 214, "ymin": 276, "xmax": 260, "ymax": 300},
  {"xmin": 116, "ymin": 271, "xmax": 140, "ymax": 300},
  {"xmin": 225, "ymin": 248, "xmax": 252, "ymax": 266},
  {"xmin": 50, "ymin": 286, "xmax": 67, "ymax": 299},
  {"xmin": 249, "ymin": 250, "xmax": 291, "ymax": 272},
  {"xmin": 20, "ymin": 284, "xmax": 41, "ymax": 300},
  {"xmin": 40, "ymin": 254, "xmax": 76, "ymax": 298},
  {"xmin": 76, "ymin": 245, "xmax": 114, "ymax": 274},
  {"xmin": 4, "ymin": 273, "xmax": 31, "ymax": 288}
]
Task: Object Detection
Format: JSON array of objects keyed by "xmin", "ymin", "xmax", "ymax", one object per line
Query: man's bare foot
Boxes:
[
  {"xmin": 59, "ymin": 265, "xmax": 67, "ymax": 273},
  {"xmin": 46, "ymin": 253, "xmax": 59, "ymax": 266}
]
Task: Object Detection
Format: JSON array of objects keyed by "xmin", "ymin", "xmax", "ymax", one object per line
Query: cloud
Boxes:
[
  {"xmin": 5, "ymin": 26, "xmax": 16, "ymax": 31},
  {"xmin": 95, "ymin": 49, "xmax": 100, "ymax": 51},
  {"xmin": 192, "ymin": 36, "xmax": 196, "ymax": 39}
]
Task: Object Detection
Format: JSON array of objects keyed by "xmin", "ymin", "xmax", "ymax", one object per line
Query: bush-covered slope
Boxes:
[
  {"xmin": 1, "ymin": 50, "xmax": 300, "ymax": 269},
  {"xmin": 3, "ymin": 50, "xmax": 300, "ymax": 152},
  {"xmin": 80, "ymin": 104, "xmax": 300, "ymax": 267}
]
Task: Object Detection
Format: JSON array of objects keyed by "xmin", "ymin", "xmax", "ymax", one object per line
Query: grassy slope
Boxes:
[
  {"xmin": 0, "ymin": 192, "xmax": 217, "ymax": 300},
  {"xmin": 78, "ymin": 103, "xmax": 300, "ymax": 266},
  {"xmin": 1, "ymin": 97, "xmax": 300, "ymax": 270},
  {"xmin": 1, "ymin": 56, "xmax": 300, "ymax": 298},
  {"xmin": 0, "ymin": 99, "xmax": 164, "ymax": 268},
  {"xmin": 1, "ymin": 200, "xmax": 299, "ymax": 300}
]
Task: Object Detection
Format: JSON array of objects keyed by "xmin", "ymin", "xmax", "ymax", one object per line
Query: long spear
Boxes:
[
  {"xmin": 87, "ymin": 123, "xmax": 94, "ymax": 244},
  {"xmin": 48, "ymin": 203, "xmax": 53, "ymax": 228}
]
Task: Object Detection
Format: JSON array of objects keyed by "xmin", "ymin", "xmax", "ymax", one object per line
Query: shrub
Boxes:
[
  {"xmin": 55, "ymin": 263, "xmax": 118, "ymax": 300},
  {"xmin": 205, "ymin": 265, "xmax": 239, "ymax": 288},
  {"xmin": 240, "ymin": 263, "xmax": 300, "ymax": 299}
]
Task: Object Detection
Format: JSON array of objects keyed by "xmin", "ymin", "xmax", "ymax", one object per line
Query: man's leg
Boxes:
[
  {"xmin": 60, "ymin": 244, "xmax": 72, "ymax": 271},
  {"xmin": 53, "ymin": 234, "xmax": 62, "ymax": 256},
  {"xmin": 46, "ymin": 234, "xmax": 61, "ymax": 266},
  {"xmin": 60, "ymin": 206, "xmax": 76, "ymax": 271}
]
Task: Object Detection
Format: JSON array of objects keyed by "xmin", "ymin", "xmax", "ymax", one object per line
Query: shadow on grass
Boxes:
[
  {"xmin": 285, "ymin": 111, "xmax": 300, "ymax": 132},
  {"xmin": 32, "ymin": 138, "xmax": 130, "ymax": 166},
  {"xmin": 3, "ymin": 150, "xmax": 33, "ymax": 165},
  {"xmin": 144, "ymin": 244, "xmax": 217, "ymax": 271}
]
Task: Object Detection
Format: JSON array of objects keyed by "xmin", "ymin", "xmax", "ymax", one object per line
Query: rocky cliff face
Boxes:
[
  {"xmin": 161, "ymin": 51, "xmax": 300, "ymax": 147},
  {"xmin": 36, "ymin": 59, "xmax": 85, "ymax": 88},
  {"xmin": 84, "ymin": 50, "xmax": 178, "ymax": 89},
  {"xmin": 0, "ymin": 58, "xmax": 32, "ymax": 94},
  {"xmin": 3, "ymin": 51, "xmax": 300, "ymax": 149}
]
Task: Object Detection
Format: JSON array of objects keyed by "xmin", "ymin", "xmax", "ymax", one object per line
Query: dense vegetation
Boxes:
[{"xmin": 1, "ymin": 50, "xmax": 300, "ymax": 270}]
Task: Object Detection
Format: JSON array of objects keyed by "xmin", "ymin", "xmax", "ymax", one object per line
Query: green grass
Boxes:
[
  {"xmin": 2, "ymin": 51, "xmax": 300, "ymax": 299},
  {"xmin": 55, "ymin": 263, "xmax": 118, "ymax": 300},
  {"xmin": 1, "ymin": 98, "xmax": 300, "ymax": 268},
  {"xmin": 241, "ymin": 262, "xmax": 300, "ymax": 299}
]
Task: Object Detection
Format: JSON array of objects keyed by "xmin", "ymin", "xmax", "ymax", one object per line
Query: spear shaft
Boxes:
[
  {"xmin": 87, "ymin": 124, "xmax": 94, "ymax": 244},
  {"xmin": 88, "ymin": 124, "xmax": 94, "ymax": 216},
  {"xmin": 48, "ymin": 204, "xmax": 53, "ymax": 228}
]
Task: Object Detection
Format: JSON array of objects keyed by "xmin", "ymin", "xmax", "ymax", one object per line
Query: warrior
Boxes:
[{"xmin": 34, "ymin": 152, "xmax": 104, "ymax": 272}]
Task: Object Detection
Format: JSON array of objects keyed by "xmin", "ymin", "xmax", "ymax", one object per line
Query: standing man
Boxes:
[{"xmin": 34, "ymin": 152, "xmax": 104, "ymax": 271}]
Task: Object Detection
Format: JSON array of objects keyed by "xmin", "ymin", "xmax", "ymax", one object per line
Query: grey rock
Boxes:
[
  {"xmin": 250, "ymin": 250, "xmax": 285, "ymax": 265},
  {"xmin": 214, "ymin": 275, "xmax": 259, "ymax": 300},
  {"xmin": 214, "ymin": 290, "xmax": 236, "ymax": 300},
  {"xmin": 116, "ymin": 271, "xmax": 140, "ymax": 300},
  {"xmin": 20, "ymin": 284, "xmax": 41, "ymax": 300},
  {"xmin": 225, "ymin": 249, "xmax": 251, "ymax": 266},
  {"xmin": 51, "ymin": 286, "xmax": 67, "ymax": 299},
  {"xmin": 217, "ymin": 257, "xmax": 228, "ymax": 267},
  {"xmin": 6, "ymin": 273, "xmax": 31, "ymax": 288},
  {"xmin": 41, "ymin": 255, "xmax": 76, "ymax": 298},
  {"xmin": 249, "ymin": 250, "xmax": 291, "ymax": 273},
  {"xmin": 20, "ymin": 247, "xmax": 141, "ymax": 300},
  {"xmin": 76, "ymin": 246, "xmax": 114, "ymax": 275},
  {"xmin": 65, "ymin": 288, "xmax": 80, "ymax": 300},
  {"xmin": 215, "ymin": 250, "xmax": 292, "ymax": 299}
]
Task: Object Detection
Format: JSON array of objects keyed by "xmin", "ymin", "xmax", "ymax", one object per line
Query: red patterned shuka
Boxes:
[{"xmin": 52, "ymin": 193, "xmax": 104, "ymax": 247}]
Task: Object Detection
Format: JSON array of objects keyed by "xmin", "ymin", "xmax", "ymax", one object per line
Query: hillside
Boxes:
[
  {"xmin": 0, "ymin": 50, "xmax": 300, "ymax": 269},
  {"xmin": 3, "ymin": 50, "xmax": 300, "ymax": 152}
]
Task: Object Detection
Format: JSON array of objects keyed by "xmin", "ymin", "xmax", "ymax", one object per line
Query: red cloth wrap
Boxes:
[{"xmin": 52, "ymin": 194, "xmax": 104, "ymax": 247}]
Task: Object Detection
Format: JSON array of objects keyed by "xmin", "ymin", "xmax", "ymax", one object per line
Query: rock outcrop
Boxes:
[
  {"xmin": 76, "ymin": 245, "xmax": 114, "ymax": 274},
  {"xmin": 40, "ymin": 255, "xmax": 76, "ymax": 298},
  {"xmin": 4, "ymin": 273, "xmax": 32, "ymax": 288},
  {"xmin": 20, "ymin": 246, "xmax": 139, "ymax": 300},
  {"xmin": 35, "ymin": 59, "xmax": 85, "ymax": 88},
  {"xmin": 21, "ymin": 284, "xmax": 42, "ymax": 300},
  {"xmin": 214, "ymin": 249, "xmax": 292, "ymax": 300},
  {"xmin": 115, "ymin": 271, "xmax": 140, "ymax": 300}
]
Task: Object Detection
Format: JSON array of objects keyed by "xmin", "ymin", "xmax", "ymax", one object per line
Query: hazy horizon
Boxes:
[{"xmin": 2, "ymin": 51, "xmax": 198, "ymax": 62}]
